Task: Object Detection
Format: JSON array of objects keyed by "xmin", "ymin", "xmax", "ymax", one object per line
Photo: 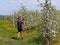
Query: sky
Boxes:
[{"xmin": 0, "ymin": 0, "xmax": 60, "ymax": 15}]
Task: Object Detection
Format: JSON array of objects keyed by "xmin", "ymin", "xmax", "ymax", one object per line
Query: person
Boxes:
[{"xmin": 17, "ymin": 16, "xmax": 25, "ymax": 40}]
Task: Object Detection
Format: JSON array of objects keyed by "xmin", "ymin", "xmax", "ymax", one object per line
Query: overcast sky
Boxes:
[{"xmin": 0, "ymin": 0, "xmax": 60, "ymax": 15}]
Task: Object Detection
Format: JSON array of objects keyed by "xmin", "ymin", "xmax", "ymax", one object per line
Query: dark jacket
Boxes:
[{"xmin": 17, "ymin": 19, "xmax": 23, "ymax": 28}]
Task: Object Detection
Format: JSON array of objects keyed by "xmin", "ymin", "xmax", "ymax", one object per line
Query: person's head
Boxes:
[{"xmin": 17, "ymin": 16, "xmax": 21, "ymax": 20}]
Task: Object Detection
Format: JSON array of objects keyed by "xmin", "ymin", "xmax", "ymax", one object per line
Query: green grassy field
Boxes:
[
  {"xmin": 0, "ymin": 20, "xmax": 40, "ymax": 45},
  {"xmin": 0, "ymin": 20, "xmax": 60, "ymax": 45}
]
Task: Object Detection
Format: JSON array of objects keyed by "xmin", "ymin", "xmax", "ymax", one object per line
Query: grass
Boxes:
[
  {"xmin": 0, "ymin": 20, "xmax": 40, "ymax": 45},
  {"xmin": 0, "ymin": 28, "xmax": 40, "ymax": 45},
  {"xmin": 0, "ymin": 20, "xmax": 60, "ymax": 45}
]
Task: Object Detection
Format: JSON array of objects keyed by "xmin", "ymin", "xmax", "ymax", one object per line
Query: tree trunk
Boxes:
[{"xmin": 46, "ymin": 38, "xmax": 51, "ymax": 45}]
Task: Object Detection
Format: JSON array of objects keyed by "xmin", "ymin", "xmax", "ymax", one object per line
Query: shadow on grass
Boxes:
[{"xmin": 11, "ymin": 37, "xmax": 18, "ymax": 40}]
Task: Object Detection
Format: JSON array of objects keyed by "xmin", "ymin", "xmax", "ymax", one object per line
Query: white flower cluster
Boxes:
[{"xmin": 40, "ymin": 0, "xmax": 57, "ymax": 40}]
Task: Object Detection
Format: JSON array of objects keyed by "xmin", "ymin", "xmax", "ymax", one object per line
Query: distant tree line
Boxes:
[{"xmin": 0, "ymin": 15, "xmax": 8, "ymax": 20}]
